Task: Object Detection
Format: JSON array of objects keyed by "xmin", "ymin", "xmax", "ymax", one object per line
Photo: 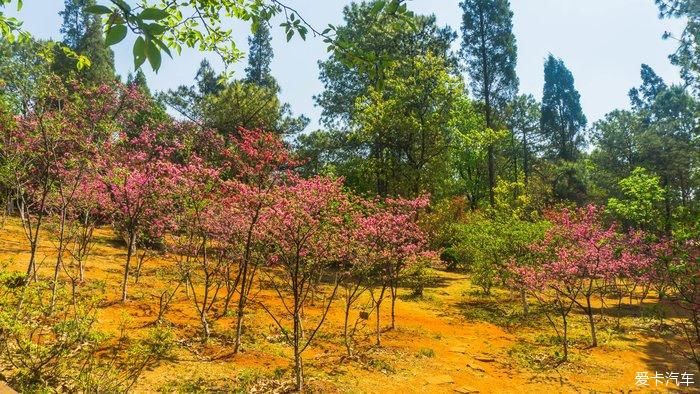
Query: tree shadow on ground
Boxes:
[
  {"xmin": 593, "ymin": 297, "xmax": 688, "ymax": 320},
  {"xmin": 640, "ymin": 336, "xmax": 700, "ymax": 392}
]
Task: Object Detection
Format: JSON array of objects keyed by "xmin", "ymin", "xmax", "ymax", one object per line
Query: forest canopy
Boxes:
[{"xmin": 0, "ymin": 0, "xmax": 698, "ymax": 392}]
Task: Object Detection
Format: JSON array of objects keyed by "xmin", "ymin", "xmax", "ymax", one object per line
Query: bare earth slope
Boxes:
[{"xmin": 0, "ymin": 219, "xmax": 695, "ymax": 393}]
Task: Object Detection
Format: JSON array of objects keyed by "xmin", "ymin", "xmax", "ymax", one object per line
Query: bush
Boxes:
[
  {"xmin": 0, "ymin": 277, "xmax": 173, "ymax": 392},
  {"xmin": 401, "ymin": 262, "xmax": 440, "ymax": 297},
  {"xmin": 452, "ymin": 212, "xmax": 548, "ymax": 295}
]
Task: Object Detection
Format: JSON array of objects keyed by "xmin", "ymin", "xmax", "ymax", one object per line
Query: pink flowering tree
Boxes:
[
  {"xmin": 1, "ymin": 76, "xmax": 72, "ymax": 282},
  {"xmin": 337, "ymin": 198, "xmax": 376, "ymax": 357},
  {"xmin": 67, "ymin": 174, "xmax": 111, "ymax": 284},
  {"xmin": 613, "ymin": 230, "xmax": 667, "ymax": 307},
  {"xmin": 1, "ymin": 80, "xmax": 145, "ymax": 285},
  {"xmin": 219, "ymin": 128, "xmax": 297, "ymax": 354},
  {"xmin": 258, "ymin": 176, "xmax": 349, "ymax": 392},
  {"xmin": 512, "ymin": 205, "xmax": 660, "ymax": 360},
  {"xmin": 99, "ymin": 126, "xmax": 181, "ymax": 302},
  {"xmin": 355, "ymin": 195, "xmax": 431, "ymax": 346},
  {"xmin": 511, "ymin": 261, "xmax": 577, "ymax": 362},
  {"xmin": 167, "ymin": 155, "xmax": 222, "ymax": 341}
]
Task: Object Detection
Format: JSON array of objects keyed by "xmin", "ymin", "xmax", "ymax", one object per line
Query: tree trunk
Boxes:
[
  {"xmin": 584, "ymin": 294, "xmax": 597, "ymax": 347},
  {"xmin": 293, "ymin": 282, "xmax": 304, "ymax": 393},
  {"xmin": 200, "ymin": 311, "xmax": 210, "ymax": 342},
  {"xmin": 79, "ymin": 257, "xmax": 85, "ymax": 283},
  {"xmin": 523, "ymin": 129, "xmax": 529, "ymax": 187},
  {"xmin": 376, "ymin": 301, "xmax": 381, "ymax": 347},
  {"xmin": 27, "ymin": 240, "xmax": 38, "ymax": 282},
  {"xmin": 390, "ymin": 283, "xmax": 397, "ymax": 330},
  {"xmin": 562, "ymin": 315, "xmax": 568, "ymax": 362},
  {"xmin": 487, "ymin": 145, "xmax": 495, "ymax": 206},
  {"xmin": 233, "ymin": 285, "xmax": 246, "ymax": 353},
  {"xmin": 122, "ymin": 231, "xmax": 136, "ymax": 302},
  {"xmin": 343, "ymin": 301, "xmax": 352, "ymax": 356},
  {"xmin": 51, "ymin": 209, "xmax": 67, "ymax": 311},
  {"xmin": 233, "ymin": 258, "xmax": 250, "ymax": 354},
  {"xmin": 294, "ymin": 344, "xmax": 304, "ymax": 392}
]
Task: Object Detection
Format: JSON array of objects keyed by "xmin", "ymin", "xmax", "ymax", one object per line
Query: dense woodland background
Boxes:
[{"xmin": 0, "ymin": 0, "xmax": 698, "ymax": 392}]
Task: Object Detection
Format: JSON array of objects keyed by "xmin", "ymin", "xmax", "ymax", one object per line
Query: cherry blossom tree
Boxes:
[
  {"xmin": 99, "ymin": 125, "xmax": 181, "ymax": 302},
  {"xmin": 219, "ymin": 128, "xmax": 297, "ymax": 354},
  {"xmin": 258, "ymin": 176, "xmax": 349, "ymax": 392},
  {"xmin": 67, "ymin": 174, "xmax": 111, "ymax": 284},
  {"xmin": 338, "ymin": 200, "xmax": 374, "ymax": 357},
  {"xmin": 168, "ymin": 155, "xmax": 222, "ymax": 341},
  {"xmin": 355, "ymin": 195, "xmax": 431, "ymax": 346},
  {"xmin": 512, "ymin": 205, "xmax": 661, "ymax": 360}
]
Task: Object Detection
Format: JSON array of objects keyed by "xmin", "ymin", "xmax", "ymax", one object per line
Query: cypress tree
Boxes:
[
  {"xmin": 540, "ymin": 55, "xmax": 586, "ymax": 161},
  {"xmin": 459, "ymin": 0, "xmax": 519, "ymax": 206},
  {"xmin": 56, "ymin": 0, "xmax": 115, "ymax": 85},
  {"xmin": 244, "ymin": 23, "xmax": 278, "ymax": 91}
]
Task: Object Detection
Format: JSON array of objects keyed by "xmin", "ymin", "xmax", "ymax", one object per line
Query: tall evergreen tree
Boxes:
[
  {"xmin": 56, "ymin": 0, "xmax": 115, "ymax": 85},
  {"xmin": 459, "ymin": 0, "xmax": 519, "ymax": 206},
  {"xmin": 158, "ymin": 60, "xmax": 223, "ymax": 122},
  {"xmin": 245, "ymin": 23, "xmax": 278, "ymax": 90},
  {"xmin": 316, "ymin": 3, "xmax": 456, "ymax": 131},
  {"xmin": 656, "ymin": 0, "xmax": 699, "ymax": 94},
  {"xmin": 127, "ymin": 70, "xmax": 151, "ymax": 96},
  {"xmin": 507, "ymin": 94, "xmax": 541, "ymax": 187},
  {"xmin": 540, "ymin": 55, "xmax": 586, "ymax": 161},
  {"xmin": 59, "ymin": 0, "xmax": 92, "ymax": 49},
  {"xmin": 629, "ymin": 64, "xmax": 667, "ymax": 111}
]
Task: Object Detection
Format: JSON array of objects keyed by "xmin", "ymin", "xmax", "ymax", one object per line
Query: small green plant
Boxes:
[
  {"xmin": 367, "ymin": 358, "xmax": 395, "ymax": 374},
  {"xmin": 234, "ymin": 369, "xmax": 264, "ymax": 393},
  {"xmin": 418, "ymin": 348, "xmax": 435, "ymax": 358},
  {"xmin": 401, "ymin": 262, "xmax": 440, "ymax": 298}
]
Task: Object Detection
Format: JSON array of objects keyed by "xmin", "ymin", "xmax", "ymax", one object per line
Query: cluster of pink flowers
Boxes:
[{"xmin": 515, "ymin": 205, "xmax": 662, "ymax": 292}]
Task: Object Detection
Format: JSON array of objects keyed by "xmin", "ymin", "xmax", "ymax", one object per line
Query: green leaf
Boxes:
[
  {"xmin": 86, "ymin": 5, "xmax": 112, "ymax": 14},
  {"xmin": 151, "ymin": 36, "xmax": 172, "ymax": 58},
  {"xmin": 76, "ymin": 55, "xmax": 92, "ymax": 70},
  {"xmin": 146, "ymin": 39, "xmax": 162, "ymax": 71},
  {"xmin": 105, "ymin": 24, "xmax": 127, "ymax": 46},
  {"xmin": 144, "ymin": 22, "xmax": 166, "ymax": 36},
  {"xmin": 133, "ymin": 36, "xmax": 146, "ymax": 69},
  {"xmin": 386, "ymin": 0, "xmax": 400, "ymax": 14},
  {"xmin": 139, "ymin": 8, "xmax": 168, "ymax": 21},
  {"xmin": 112, "ymin": 0, "xmax": 131, "ymax": 12},
  {"xmin": 371, "ymin": 0, "xmax": 386, "ymax": 15}
]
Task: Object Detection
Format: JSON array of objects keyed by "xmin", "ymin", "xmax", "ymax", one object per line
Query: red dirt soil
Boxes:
[{"xmin": 0, "ymin": 218, "xmax": 696, "ymax": 393}]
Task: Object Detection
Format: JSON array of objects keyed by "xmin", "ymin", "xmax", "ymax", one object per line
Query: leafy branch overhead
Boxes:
[{"xmin": 0, "ymin": 0, "xmax": 414, "ymax": 72}]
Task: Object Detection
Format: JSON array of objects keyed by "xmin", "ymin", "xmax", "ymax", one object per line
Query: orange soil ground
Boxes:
[{"xmin": 0, "ymin": 218, "xmax": 697, "ymax": 393}]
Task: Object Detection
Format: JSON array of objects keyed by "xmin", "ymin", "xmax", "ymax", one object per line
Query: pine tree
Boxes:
[
  {"xmin": 196, "ymin": 60, "xmax": 223, "ymax": 96},
  {"xmin": 459, "ymin": 0, "xmax": 519, "ymax": 206},
  {"xmin": 59, "ymin": 0, "xmax": 91, "ymax": 49},
  {"xmin": 628, "ymin": 64, "xmax": 667, "ymax": 111},
  {"xmin": 244, "ymin": 23, "xmax": 278, "ymax": 91},
  {"xmin": 656, "ymin": 0, "xmax": 699, "ymax": 93},
  {"xmin": 56, "ymin": 0, "xmax": 115, "ymax": 85},
  {"xmin": 127, "ymin": 69, "xmax": 151, "ymax": 96},
  {"xmin": 540, "ymin": 55, "xmax": 586, "ymax": 161},
  {"xmin": 507, "ymin": 94, "xmax": 541, "ymax": 187}
]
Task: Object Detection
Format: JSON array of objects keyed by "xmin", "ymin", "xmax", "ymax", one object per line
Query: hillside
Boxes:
[{"xmin": 0, "ymin": 218, "xmax": 692, "ymax": 393}]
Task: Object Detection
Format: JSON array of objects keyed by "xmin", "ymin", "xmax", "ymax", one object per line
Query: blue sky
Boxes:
[{"xmin": 8, "ymin": 1, "xmax": 686, "ymax": 129}]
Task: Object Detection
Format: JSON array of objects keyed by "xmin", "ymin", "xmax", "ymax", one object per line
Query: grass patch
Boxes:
[{"xmin": 417, "ymin": 348, "xmax": 435, "ymax": 358}]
